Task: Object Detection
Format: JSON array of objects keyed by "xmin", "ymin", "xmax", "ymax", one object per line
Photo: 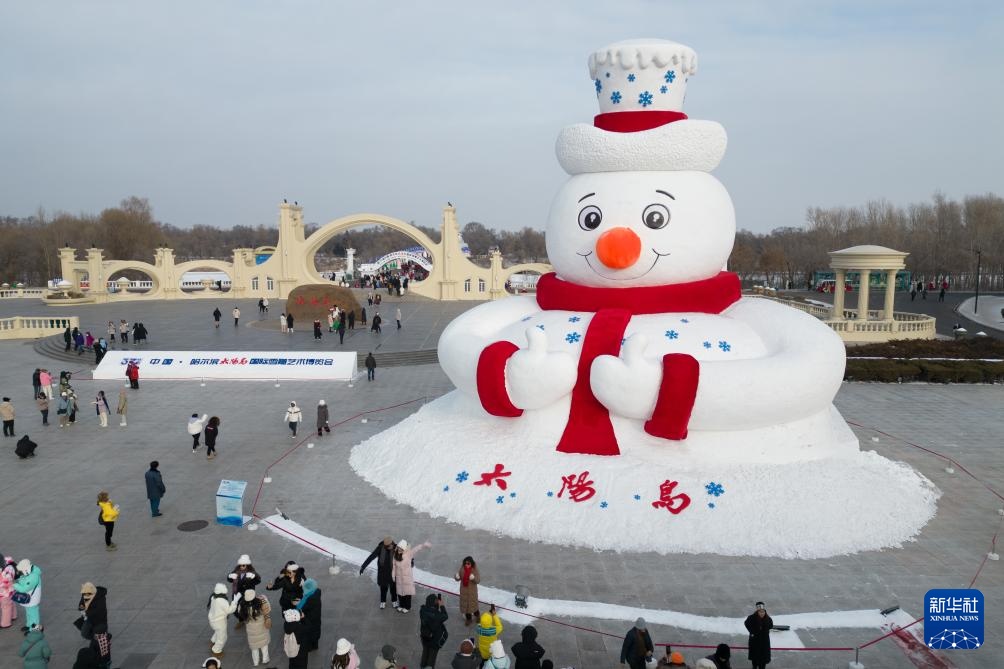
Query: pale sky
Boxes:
[{"xmin": 2, "ymin": 1, "xmax": 1001, "ymax": 234}]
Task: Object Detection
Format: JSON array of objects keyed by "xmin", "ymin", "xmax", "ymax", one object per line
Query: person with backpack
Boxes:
[
  {"xmin": 207, "ymin": 583, "xmax": 238, "ymax": 658},
  {"xmin": 419, "ymin": 593, "xmax": 449, "ymax": 669},
  {"xmin": 282, "ymin": 609, "xmax": 310, "ymax": 668},
  {"xmin": 96, "ymin": 492, "xmax": 119, "ymax": 551}
]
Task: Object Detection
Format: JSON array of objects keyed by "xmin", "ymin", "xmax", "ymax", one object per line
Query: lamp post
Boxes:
[{"xmin": 974, "ymin": 249, "xmax": 982, "ymax": 313}]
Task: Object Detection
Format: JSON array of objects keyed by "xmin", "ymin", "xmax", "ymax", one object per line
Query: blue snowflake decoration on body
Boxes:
[
  {"xmin": 568, "ymin": 315, "xmax": 581, "ymax": 323},
  {"xmin": 703, "ymin": 341, "xmax": 712, "ymax": 349},
  {"xmin": 665, "ymin": 70, "xmax": 676, "ymax": 83},
  {"xmin": 718, "ymin": 340, "xmax": 731, "ymax": 352},
  {"xmin": 705, "ymin": 481, "xmax": 725, "ymax": 497},
  {"xmin": 680, "ymin": 318, "xmax": 690, "ymax": 323},
  {"xmin": 455, "ymin": 471, "xmax": 469, "ymax": 483},
  {"xmin": 664, "ymin": 330, "xmax": 679, "ymax": 340},
  {"xmin": 638, "ymin": 91, "xmax": 654, "ymax": 107},
  {"xmin": 627, "ymin": 73, "xmax": 636, "ymax": 82},
  {"xmin": 496, "ymin": 496, "xmax": 504, "ymax": 504},
  {"xmin": 600, "ymin": 501, "xmax": 608, "ymax": 509},
  {"xmin": 660, "ymin": 86, "xmax": 668, "ymax": 94},
  {"xmin": 565, "ymin": 332, "xmax": 582, "ymax": 344},
  {"xmin": 610, "ymin": 91, "xmax": 622, "ymax": 104},
  {"xmin": 594, "ymin": 79, "xmax": 602, "ymax": 94},
  {"xmin": 536, "ymin": 324, "xmax": 545, "ymax": 330}
]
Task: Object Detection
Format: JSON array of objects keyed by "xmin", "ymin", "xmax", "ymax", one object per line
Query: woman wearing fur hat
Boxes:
[
  {"xmin": 316, "ymin": 400, "xmax": 330, "ymax": 437},
  {"xmin": 228, "ymin": 555, "xmax": 261, "ymax": 598},
  {"xmin": 453, "ymin": 556, "xmax": 480, "ymax": 626},
  {"xmin": 266, "ymin": 561, "xmax": 304, "ymax": 611},
  {"xmin": 96, "ymin": 492, "xmax": 119, "ymax": 551},
  {"xmin": 13, "ymin": 559, "xmax": 43, "ymax": 630},
  {"xmin": 207, "ymin": 583, "xmax": 239, "ymax": 656},
  {"xmin": 283, "ymin": 609, "xmax": 311, "ymax": 668},
  {"xmin": 0, "ymin": 556, "xmax": 18, "ymax": 628},
  {"xmin": 744, "ymin": 602, "xmax": 772, "ymax": 669},
  {"xmin": 329, "ymin": 637, "xmax": 359, "ymax": 669},
  {"xmin": 237, "ymin": 589, "xmax": 271, "ymax": 667},
  {"xmin": 392, "ymin": 539, "xmax": 431, "ymax": 613},
  {"xmin": 284, "ymin": 401, "xmax": 302, "ymax": 438},
  {"xmin": 449, "ymin": 639, "xmax": 480, "ymax": 669},
  {"xmin": 294, "ymin": 578, "xmax": 322, "ymax": 651}
]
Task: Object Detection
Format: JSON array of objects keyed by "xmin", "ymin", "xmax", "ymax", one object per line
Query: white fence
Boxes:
[
  {"xmin": 0, "ymin": 288, "xmax": 46, "ymax": 298},
  {"xmin": 0, "ymin": 316, "xmax": 80, "ymax": 339}
]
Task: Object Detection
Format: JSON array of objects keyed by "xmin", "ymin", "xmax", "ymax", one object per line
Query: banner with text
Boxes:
[{"xmin": 93, "ymin": 350, "xmax": 358, "ymax": 381}]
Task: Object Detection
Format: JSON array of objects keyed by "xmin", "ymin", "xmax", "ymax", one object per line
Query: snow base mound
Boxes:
[{"xmin": 350, "ymin": 392, "xmax": 939, "ymax": 558}]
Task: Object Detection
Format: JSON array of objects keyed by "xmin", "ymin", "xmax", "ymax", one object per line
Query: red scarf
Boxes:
[
  {"xmin": 535, "ymin": 271, "xmax": 740, "ymax": 315},
  {"xmin": 461, "ymin": 564, "xmax": 473, "ymax": 587}
]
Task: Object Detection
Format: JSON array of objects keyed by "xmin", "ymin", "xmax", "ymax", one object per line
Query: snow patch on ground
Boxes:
[
  {"xmin": 958, "ymin": 296, "xmax": 1004, "ymax": 333},
  {"xmin": 348, "ymin": 392, "xmax": 940, "ymax": 559}
]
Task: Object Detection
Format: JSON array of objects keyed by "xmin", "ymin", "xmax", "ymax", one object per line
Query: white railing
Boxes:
[
  {"xmin": 0, "ymin": 316, "xmax": 80, "ymax": 339},
  {"xmin": 0, "ymin": 288, "xmax": 46, "ymax": 298},
  {"xmin": 748, "ymin": 294, "xmax": 937, "ymax": 341}
]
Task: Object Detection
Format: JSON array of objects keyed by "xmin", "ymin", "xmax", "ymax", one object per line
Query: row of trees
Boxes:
[{"xmin": 2, "ymin": 193, "xmax": 1001, "ymax": 288}]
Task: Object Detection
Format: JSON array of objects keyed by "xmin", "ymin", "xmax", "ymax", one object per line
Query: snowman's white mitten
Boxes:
[
  {"xmin": 590, "ymin": 334, "xmax": 661, "ymax": 419},
  {"xmin": 506, "ymin": 327, "xmax": 577, "ymax": 410}
]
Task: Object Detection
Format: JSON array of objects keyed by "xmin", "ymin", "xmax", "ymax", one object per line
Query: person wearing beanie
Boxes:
[
  {"xmin": 620, "ymin": 618, "xmax": 653, "ymax": 669},
  {"xmin": 75, "ymin": 582, "xmax": 108, "ymax": 639},
  {"xmin": 703, "ymin": 643, "xmax": 731, "ymax": 669},
  {"xmin": 450, "ymin": 638, "xmax": 480, "ymax": 669},
  {"xmin": 744, "ymin": 602, "xmax": 772, "ymax": 669},
  {"xmin": 201, "ymin": 658, "xmax": 221, "ymax": 669},
  {"xmin": 511, "ymin": 624, "xmax": 545, "ymax": 669},
  {"xmin": 360, "ymin": 537, "xmax": 398, "ymax": 610},
  {"xmin": 484, "ymin": 639, "xmax": 511, "ymax": 669},
  {"xmin": 207, "ymin": 583, "xmax": 238, "ymax": 656},
  {"xmin": 1, "ymin": 556, "xmax": 18, "ymax": 628},
  {"xmin": 294, "ymin": 578, "xmax": 322, "ymax": 651},
  {"xmin": 227, "ymin": 555, "xmax": 261, "ymax": 600},
  {"xmin": 375, "ymin": 644, "xmax": 397, "ymax": 669},
  {"xmin": 18, "ymin": 623, "xmax": 51, "ymax": 668},
  {"xmin": 188, "ymin": 413, "xmax": 209, "ymax": 452},
  {"xmin": 659, "ymin": 649, "xmax": 689, "ymax": 668},
  {"xmin": 316, "ymin": 399, "xmax": 330, "ymax": 437},
  {"xmin": 282, "ymin": 609, "xmax": 310, "ymax": 668},
  {"xmin": 266, "ymin": 561, "xmax": 304, "ymax": 611},
  {"xmin": 392, "ymin": 539, "xmax": 431, "ymax": 613},
  {"xmin": 476, "ymin": 604, "xmax": 503, "ymax": 660},
  {"xmin": 237, "ymin": 589, "xmax": 271, "ymax": 667},
  {"xmin": 418, "ymin": 593, "xmax": 449, "ymax": 669},
  {"xmin": 330, "ymin": 637, "xmax": 359, "ymax": 669},
  {"xmin": 284, "ymin": 401, "xmax": 302, "ymax": 438},
  {"xmin": 12, "ymin": 559, "xmax": 42, "ymax": 630}
]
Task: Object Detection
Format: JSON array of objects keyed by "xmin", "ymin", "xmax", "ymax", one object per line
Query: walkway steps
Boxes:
[{"xmin": 31, "ymin": 334, "xmax": 440, "ymax": 369}]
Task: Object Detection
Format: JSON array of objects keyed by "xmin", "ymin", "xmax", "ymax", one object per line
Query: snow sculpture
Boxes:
[{"xmin": 351, "ymin": 39, "xmax": 938, "ymax": 557}]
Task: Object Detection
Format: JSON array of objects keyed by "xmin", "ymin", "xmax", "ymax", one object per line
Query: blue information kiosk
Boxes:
[{"xmin": 216, "ymin": 479, "xmax": 248, "ymax": 526}]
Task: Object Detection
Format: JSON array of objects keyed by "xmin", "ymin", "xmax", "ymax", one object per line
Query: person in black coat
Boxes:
[
  {"xmin": 266, "ymin": 561, "xmax": 304, "ymax": 611},
  {"xmin": 282, "ymin": 609, "xmax": 310, "ymax": 668},
  {"xmin": 620, "ymin": 618, "xmax": 653, "ymax": 669},
  {"xmin": 419, "ymin": 593, "xmax": 449, "ymax": 668},
  {"xmin": 296, "ymin": 578, "xmax": 322, "ymax": 651},
  {"xmin": 744, "ymin": 603, "xmax": 773, "ymax": 669},
  {"xmin": 359, "ymin": 537, "xmax": 397, "ymax": 608},
  {"xmin": 76, "ymin": 583, "xmax": 108, "ymax": 639},
  {"xmin": 511, "ymin": 624, "xmax": 545, "ymax": 669},
  {"xmin": 704, "ymin": 643, "xmax": 732, "ymax": 669}
]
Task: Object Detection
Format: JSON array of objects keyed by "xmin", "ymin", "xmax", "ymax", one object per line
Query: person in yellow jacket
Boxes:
[
  {"xmin": 476, "ymin": 604, "xmax": 503, "ymax": 660},
  {"xmin": 96, "ymin": 491, "xmax": 120, "ymax": 551}
]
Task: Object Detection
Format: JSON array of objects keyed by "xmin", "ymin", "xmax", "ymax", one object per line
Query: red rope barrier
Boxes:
[{"xmin": 858, "ymin": 618, "xmax": 923, "ymax": 649}]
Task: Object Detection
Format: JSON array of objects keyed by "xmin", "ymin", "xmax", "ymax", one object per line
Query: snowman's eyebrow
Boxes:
[
  {"xmin": 656, "ymin": 190, "xmax": 676, "ymax": 200},
  {"xmin": 577, "ymin": 193, "xmax": 596, "ymax": 203}
]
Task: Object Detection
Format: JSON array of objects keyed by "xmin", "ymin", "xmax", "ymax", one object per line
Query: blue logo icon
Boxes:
[{"xmin": 924, "ymin": 589, "xmax": 983, "ymax": 650}]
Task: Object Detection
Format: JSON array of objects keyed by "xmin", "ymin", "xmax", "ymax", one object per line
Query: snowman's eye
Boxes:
[
  {"xmin": 642, "ymin": 203, "xmax": 671, "ymax": 229},
  {"xmin": 578, "ymin": 205, "xmax": 602, "ymax": 231}
]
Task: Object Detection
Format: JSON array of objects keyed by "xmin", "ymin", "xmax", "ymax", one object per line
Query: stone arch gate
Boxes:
[{"xmin": 56, "ymin": 202, "xmax": 551, "ymax": 302}]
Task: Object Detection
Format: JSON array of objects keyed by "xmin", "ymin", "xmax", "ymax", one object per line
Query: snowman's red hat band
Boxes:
[{"xmin": 594, "ymin": 111, "xmax": 688, "ymax": 133}]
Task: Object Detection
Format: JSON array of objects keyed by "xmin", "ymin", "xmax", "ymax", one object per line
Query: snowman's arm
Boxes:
[
  {"xmin": 437, "ymin": 296, "xmax": 539, "ymax": 398},
  {"xmin": 689, "ymin": 298, "xmax": 845, "ymax": 429}
]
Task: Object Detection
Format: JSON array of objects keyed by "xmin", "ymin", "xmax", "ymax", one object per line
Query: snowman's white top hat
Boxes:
[{"xmin": 556, "ymin": 39, "xmax": 727, "ymax": 175}]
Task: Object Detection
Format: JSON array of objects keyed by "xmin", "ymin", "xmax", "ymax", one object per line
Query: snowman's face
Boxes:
[{"xmin": 545, "ymin": 171, "xmax": 735, "ymax": 287}]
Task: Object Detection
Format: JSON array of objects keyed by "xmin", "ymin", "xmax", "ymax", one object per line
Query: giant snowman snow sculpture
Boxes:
[{"xmin": 351, "ymin": 40, "xmax": 938, "ymax": 558}]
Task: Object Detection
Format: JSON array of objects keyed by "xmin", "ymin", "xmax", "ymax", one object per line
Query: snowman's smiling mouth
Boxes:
[{"xmin": 577, "ymin": 249, "xmax": 670, "ymax": 281}]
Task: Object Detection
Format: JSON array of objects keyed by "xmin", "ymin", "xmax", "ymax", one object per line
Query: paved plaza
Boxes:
[{"xmin": 0, "ymin": 294, "xmax": 1002, "ymax": 668}]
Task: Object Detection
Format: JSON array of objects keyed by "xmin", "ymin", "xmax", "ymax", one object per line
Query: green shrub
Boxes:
[
  {"xmin": 849, "ymin": 338, "xmax": 1004, "ymax": 360},
  {"xmin": 845, "ymin": 358, "xmax": 1003, "ymax": 383}
]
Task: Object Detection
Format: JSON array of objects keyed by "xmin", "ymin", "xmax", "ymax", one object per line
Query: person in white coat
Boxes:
[
  {"xmin": 188, "ymin": 413, "xmax": 209, "ymax": 452},
  {"xmin": 207, "ymin": 582, "xmax": 238, "ymax": 656},
  {"xmin": 391, "ymin": 539, "xmax": 431, "ymax": 613},
  {"xmin": 284, "ymin": 401, "xmax": 302, "ymax": 438}
]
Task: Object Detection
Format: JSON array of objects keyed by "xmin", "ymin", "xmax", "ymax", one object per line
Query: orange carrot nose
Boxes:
[{"xmin": 595, "ymin": 227, "xmax": 642, "ymax": 269}]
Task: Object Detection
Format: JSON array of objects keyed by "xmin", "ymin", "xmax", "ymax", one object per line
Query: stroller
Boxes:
[{"xmin": 15, "ymin": 435, "xmax": 37, "ymax": 459}]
